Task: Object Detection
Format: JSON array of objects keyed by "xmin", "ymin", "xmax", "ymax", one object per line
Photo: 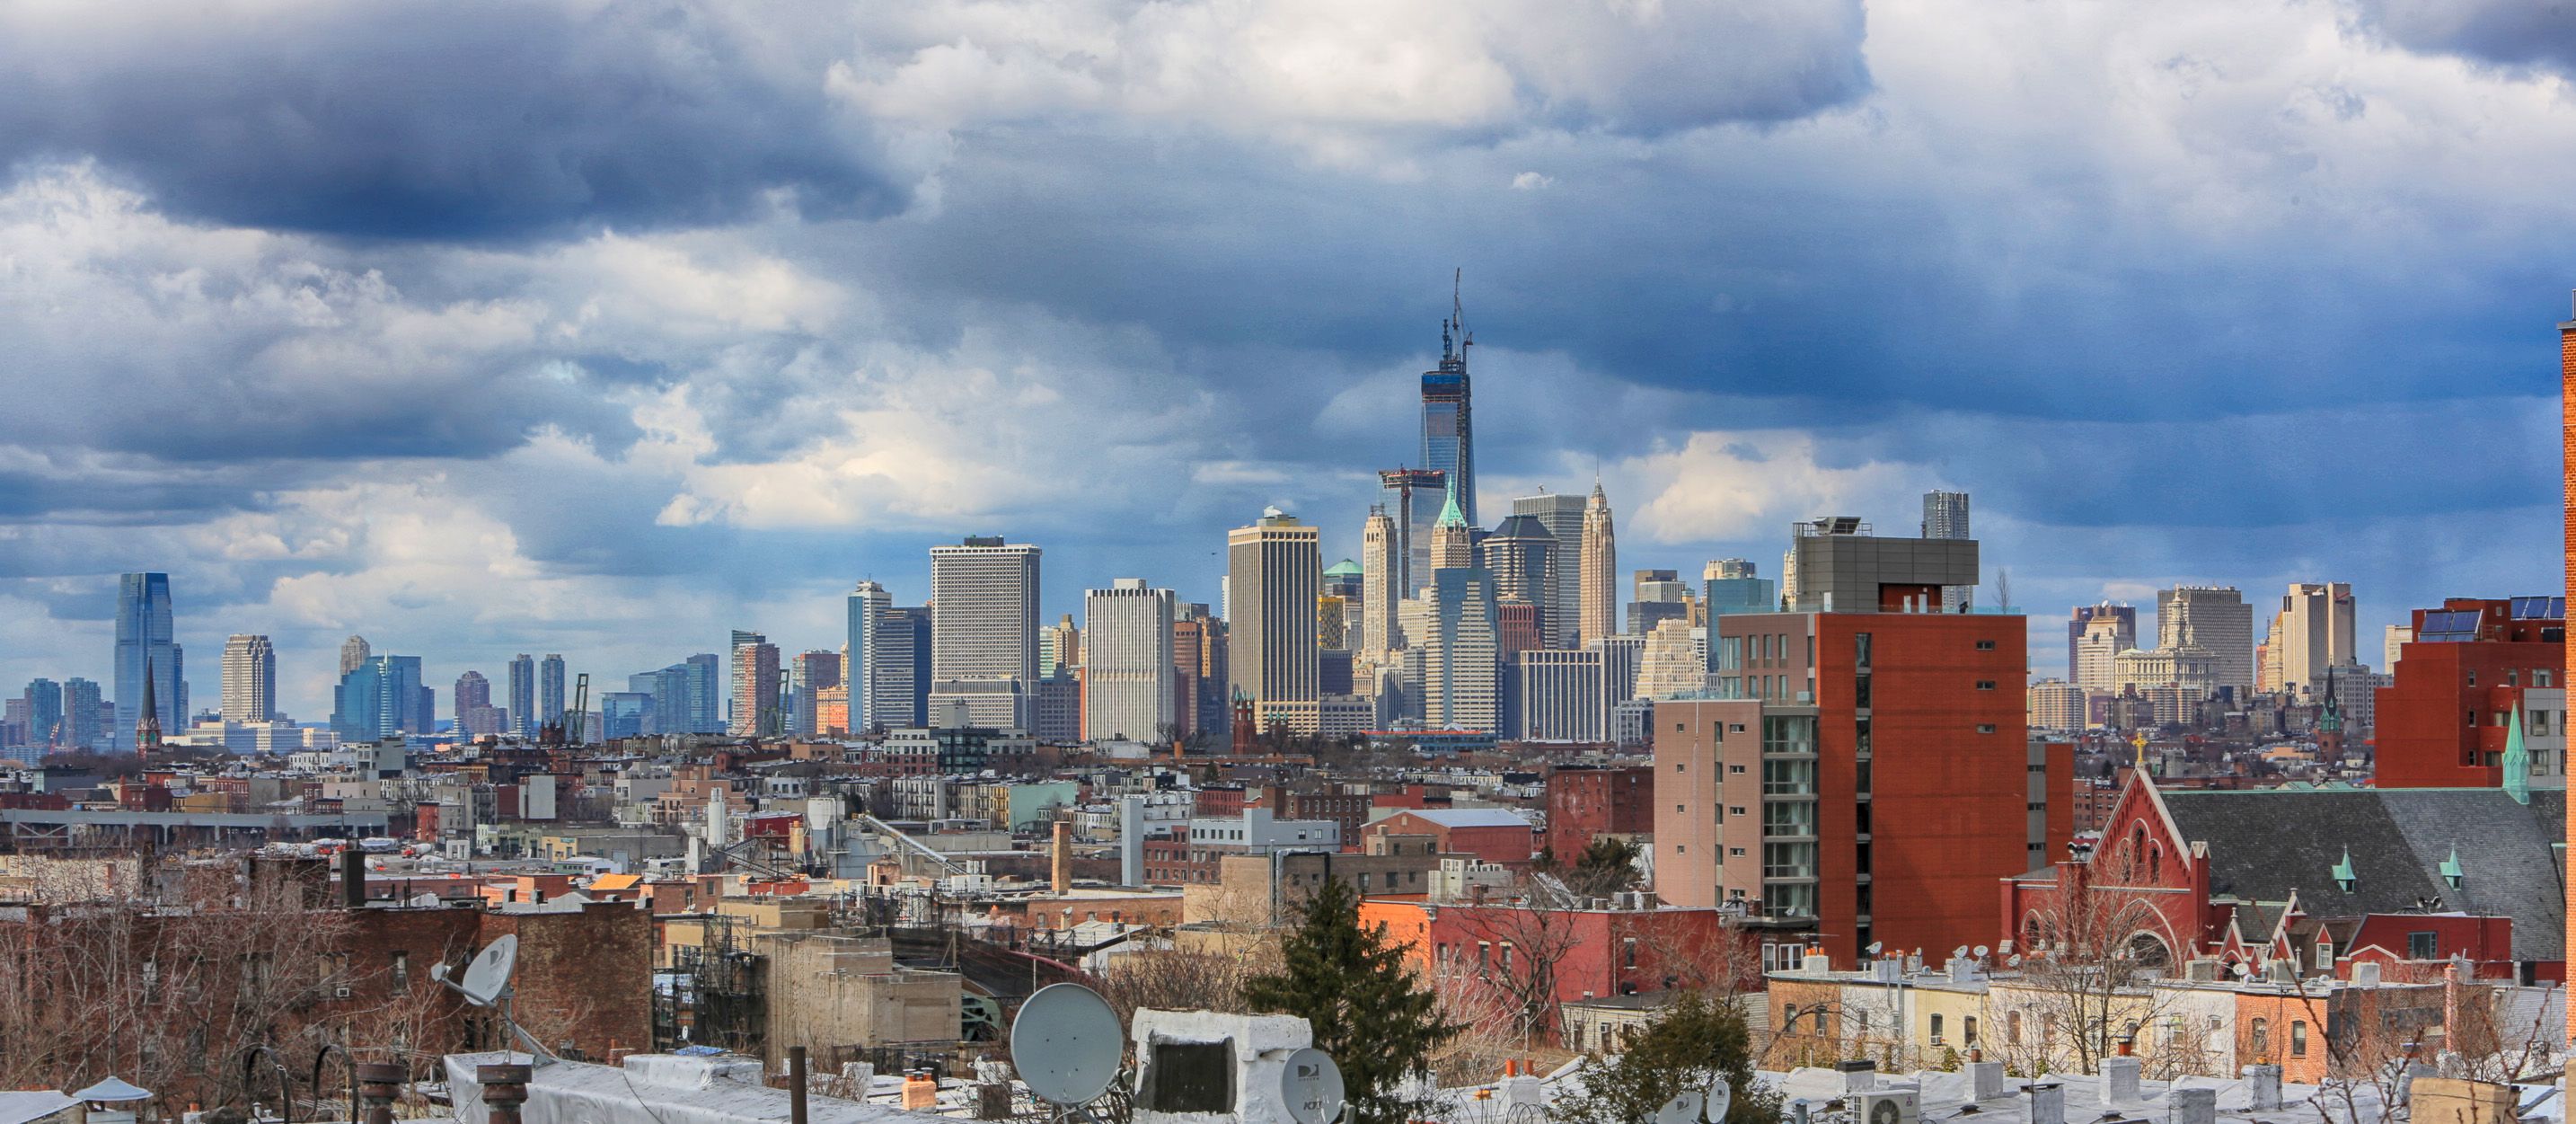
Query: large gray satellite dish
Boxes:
[
  {"xmin": 1282, "ymin": 1049, "xmax": 1345, "ymax": 1124},
  {"xmin": 457, "ymin": 934, "xmax": 518, "ymax": 1006},
  {"xmin": 1707, "ymin": 1075, "xmax": 1733, "ymax": 1122},
  {"xmin": 1653, "ymin": 1090, "xmax": 1706, "ymax": 1124},
  {"xmin": 1012, "ymin": 982, "xmax": 1125, "ymax": 1106}
]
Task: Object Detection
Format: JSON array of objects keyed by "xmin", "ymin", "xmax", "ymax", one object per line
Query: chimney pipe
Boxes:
[
  {"xmin": 355, "ymin": 1064, "xmax": 403, "ymax": 1124},
  {"xmin": 340, "ymin": 845, "xmax": 366, "ymax": 908},
  {"xmin": 478, "ymin": 1064, "xmax": 531, "ymax": 1124},
  {"xmin": 1052, "ymin": 819, "xmax": 1072, "ymax": 896},
  {"xmin": 1119, "ymin": 796, "xmax": 1145, "ymax": 888},
  {"xmin": 790, "ymin": 1047, "xmax": 809, "ymax": 1124}
]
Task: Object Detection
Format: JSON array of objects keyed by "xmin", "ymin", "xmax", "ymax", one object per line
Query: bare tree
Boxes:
[
  {"xmin": 1442, "ymin": 899, "xmax": 1587, "ymax": 1049},
  {"xmin": 1991, "ymin": 839, "xmax": 2192, "ymax": 1078}
]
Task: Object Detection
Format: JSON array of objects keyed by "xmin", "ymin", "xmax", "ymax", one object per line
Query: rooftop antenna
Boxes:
[
  {"xmin": 429, "ymin": 935, "xmax": 559, "ymax": 1065},
  {"xmin": 1010, "ymin": 982, "xmax": 1123, "ymax": 1124}
]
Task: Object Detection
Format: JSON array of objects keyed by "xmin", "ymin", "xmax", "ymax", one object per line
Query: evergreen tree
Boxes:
[
  {"xmin": 1554, "ymin": 992, "xmax": 1782, "ymax": 1124},
  {"xmin": 1241, "ymin": 875, "xmax": 1460, "ymax": 1124}
]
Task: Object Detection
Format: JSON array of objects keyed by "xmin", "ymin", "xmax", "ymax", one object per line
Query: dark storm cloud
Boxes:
[
  {"xmin": 0, "ymin": 1, "xmax": 910, "ymax": 240},
  {"xmin": 2362, "ymin": 0, "xmax": 2576, "ymax": 74}
]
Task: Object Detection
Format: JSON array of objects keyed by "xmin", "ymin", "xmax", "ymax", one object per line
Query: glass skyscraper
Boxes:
[
  {"xmin": 113, "ymin": 572, "xmax": 183, "ymax": 749},
  {"xmin": 1420, "ymin": 313, "xmax": 1475, "ymax": 529}
]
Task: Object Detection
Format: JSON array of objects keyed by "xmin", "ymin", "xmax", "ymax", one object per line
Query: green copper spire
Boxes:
[
  {"xmin": 1434, "ymin": 473, "xmax": 1467, "ymax": 528},
  {"xmin": 2331, "ymin": 846, "xmax": 2357, "ymax": 893},
  {"xmin": 2503, "ymin": 702, "xmax": 2531, "ymax": 806}
]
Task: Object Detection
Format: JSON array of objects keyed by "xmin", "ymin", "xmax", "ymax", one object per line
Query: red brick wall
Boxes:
[
  {"xmin": 480, "ymin": 902, "xmax": 654, "ymax": 1059},
  {"xmin": 2375, "ymin": 635, "xmax": 2557, "ymax": 789},
  {"xmin": 1544, "ymin": 766, "xmax": 1654, "ymax": 866}
]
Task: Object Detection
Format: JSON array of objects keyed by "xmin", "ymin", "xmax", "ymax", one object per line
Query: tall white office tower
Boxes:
[
  {"xmin": 2157, "ymin": 586, "xmax": 2256, "ymax": 695},
  {"xmin": 1083, "ymin": 580, "xmax": 1177, "ymax": 742},
  {"xmin": 1513, "ymin": 491, "xmax": 1586, "ymax": 649},
  {"xmin": 930, "ymin": 535, "xmax": 1043, "ymax": 728},
  {"xmin": 1228, "ymin": 508, "xmax": 1322, "ymax": 730},
  {"xmin": 846, "ymin": 580, "xmax": 892, "ymax": 734},
  {"xmin": 220, "ymin": 634, "xmax": 277, "ymax": 721},
  {"xmin": 2278, "ymin": 582, "xmax": 2358, "ymax": 694},
  {"xmin": 1361, "ymin": 506, "xmax": 1402, "ymax": 658},
  {"xmin": 1921, "ymin": 490, "xmax": 1971, "ymax": 611}
]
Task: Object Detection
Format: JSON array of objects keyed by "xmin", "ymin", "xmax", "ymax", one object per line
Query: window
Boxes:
[
  {"xmin": 2290, "ymin": 1021, "xmax": 2308, "ymax": 1058},
  {"xmin": 1976, "ymin": 681, "xmax": 1997, "ymax": 691},
  {"xmin": 1975, "ymin": 640, "xmax": 1997, "ymax": 651},
  {"xmin": 2540, "ymin": 670, "xmax": 2554, "ymax": 688},
  {"xmin": 1730, "ymin": 806, "xmax": 1747, "ymax": 816},
  {"xmin": 1764, "ymin": 758, "xmax": 1817, "ymax": 794},
  {"xmin": 1855, "ymin": 633, "xmax": 1873, "ymax": 668},
  {"xmin": 1963, "ymin": 1015, "xmax": 1979, "ymax": 1046},
  {"xmin": 2510, "ymin": 669, "xmax": 2521, "ymax": 686},
  {"xmin": 1763, "ymin": 842, "xmax": 1817, "ymax": 879},
  {"xmin": 2007, "ymin": 1011, "xmax": 2022, "ymax": 1044},
  {"xmin": 2409, "ymin": 931, "xmax": 2439, "ymax": 960},
  {"xmin": 1856, "ymin": 760, "xmax": 1872, "ymax": 793},
  {"xmin": 1854, "ymin": 675, "xmax": 1873, "ymax": 710},
  {"xmin": 1856, "ymin": 717, "xmax": 1873, "ymax": 755},
  {"xmin": 1624, "ymin": 938, "xmax": 1638, "ymax": 969},
  {"xmin": 392, "ymin": 951, "xmax": 410, "ymax": 993},
  {"xmin": 1762, "ymin": 801, "xmax": 1816, "ymax": 837},
  {"xmin": 1762, "ymin": 715, "xmax": 1817, "ymax": 755},
  {"xmin": 1977, "ymin": 724, "xmax": 1998, "ymax": 734},
  {"xmin": 1855, "ymin": 802, "xmax": 1872, "ymax": 834},
  {"xmin": 2250, "ymin": 1018, "xmax": 2270, "ymax": 1059},
  {"xmin": 2535, "ymin": 711, "xmax": 2554, "ymax": 737},
  {"xmin": 1729, "ymin": 847, "xmax": 1746, "ymax": 856},
  {"xmin": 1856, "ymin": 843, "xmax": 1870, "ymax": 873},
  {"xmin": 1730, "ymin": 764, "xmax": 1747, "ymax": 774},
  {"xmin": 1930, "ymin": 1013, "xmax": 1945, "ymax": 1043},
  {"xmin": 2468, "ymin": 670, "xmax": 2478, "ymax": 686}
]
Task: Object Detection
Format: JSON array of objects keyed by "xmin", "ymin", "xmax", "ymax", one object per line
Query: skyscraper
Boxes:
[
  {"xmin": 22, "ymin": 680, "xmax": 60, "ymax": 747},
  {"xmin": 1703, "ymin": 559, "xmax": 1775, "ymax": 618},
  {"xmin": 2066, "ymin": 604, "xmax": 2138, "ymax": 684},
  {"xmin": 1579, "ymin": 482, "xmax": 1618, "ymax": 645},
  {"xmin": 930, "ymin": 536, "xmax": 1042, "ymax": 727},
  {"xmin": 2155, "ymin": 587, "xmax": 2254, "ymax": 695},
  {"xmin": 1083, "ymin": 579, "xmax": 1177, "ymax": 742},
  {"xmin": 507, "ymin": 654, "xmax": 536, "ymax": 738},
  {"xmin": 873, "ymin": 606, "xmax": 932, "ymax": 730},
  {"xmin": 1481, "ymin": 513, "xmax": 1555, "ymax": 643},
  {"xmin": 1360, "ymin": 506, "xmax": 1401, "ymax": 657},
  {"xmin": 1513, "ymin": 491, "xmax": 1587, "ymax": 649},
  {"xmin": 1322, "ymin": 559, "xmax": 1364, "ymax": 653},
  {"xmin": 220, "ymin": 634, "xmax": 277, "ymax": 722},
  {"xmin": 1420, "ymin": 296, "xmax": 1476, "ymax": 527},
  {"xmin": 2278, "ymin": 582, "xmax": 2359, "ymax": 694},
  {"xmin": 846, "ymin": 580, "xmax": 893, "ymax": 734},
  {"xmin": 1922, "ymin": 490, "xmax": 1972, "ymax": 611},
  {"xmin": 650, "ymin": 654, "xmax": 724, "ymax": 734},
  {"xmin": 792, "ymin": 651, "xmax": 841, "ymax": 736},
  {"xmin": 1377, "ymin": 468, "xmax": 1445, "ymax": 598},
  {"xmin": 539, "ymin": 654, "xmax": 567, "ymax": 730},
  {"xmin": 340, "ymin": 635, "xmax": 372, "ymax": 677},
  {"xmin": 61, "ymin": 678, "xmax": 101, "ymax": 749},
  {"xmin": 1404, "ymin": 485, "xmax": 1497, "ymax": 730},
  {"xmin": 332, "ymin": 655, "xmax": 426, "ymax": 742},
  {"xmin": 729, "ymin": 631, "xmax": 779, "ymax": 736},
  {"xmin": 1228, "ymin": 508, "xmax": 1322, "ymax": 730},
  {"xmin": 113, "ymin": 573, "xmax": 182, "ymax": 750},
  {"xmin": 454, "ymin": 670, "xmax": 506, "ymax": 736}
]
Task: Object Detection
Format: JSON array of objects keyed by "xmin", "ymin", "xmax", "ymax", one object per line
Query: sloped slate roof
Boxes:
[{"xmin": 2161, "ymin": 788, "xmax": 2564, "ymax": 961}]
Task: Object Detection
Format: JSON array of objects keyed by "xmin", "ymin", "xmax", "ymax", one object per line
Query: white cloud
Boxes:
[{"xmin": 1625, "ymin": 431, "xmax": 1930, "ymax": 544}]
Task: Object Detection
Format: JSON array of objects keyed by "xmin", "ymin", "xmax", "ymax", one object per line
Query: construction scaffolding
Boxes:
[{"xmin": 653, "ymin": 912, "xmax": 766, "ymax": 1056}]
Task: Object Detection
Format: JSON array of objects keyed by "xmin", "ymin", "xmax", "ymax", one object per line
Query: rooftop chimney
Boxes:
[{"xmin": 1052, "ymin": 819, "xmax": 1072, "ymax": 896}]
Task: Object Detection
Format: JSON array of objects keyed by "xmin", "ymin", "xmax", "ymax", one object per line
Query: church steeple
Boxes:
[{"xmin": 136, "ymin": 657, "xmax": 163, "ymax": 750}]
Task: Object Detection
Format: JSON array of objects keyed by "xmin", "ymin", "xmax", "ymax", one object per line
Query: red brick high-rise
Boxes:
[
  {"xmin": 2373, "ymin": 598, "xmax": 2563, "ymax": 789},
  {"xmin": 2556, "ymin": 297, "xmax": 2575, "ymax": 1046},
  {"xmin": 1654, "ymin": 518, "xmax": 2069, "ymax": 968}
]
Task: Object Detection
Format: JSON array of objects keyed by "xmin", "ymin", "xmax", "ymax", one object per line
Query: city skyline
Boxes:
[{"xmin": 0, "ymin": 0, "xmax": 2568, "ymax": 715}]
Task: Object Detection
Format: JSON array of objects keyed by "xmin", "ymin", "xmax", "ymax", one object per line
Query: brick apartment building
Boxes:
[
  {"xmin": 2373, "ymin": 597, "xmax": 2566, "ymax": 790},
  {"xmin": 1655, "ymin": 518, "xmax": 2067, "ymax": 968},
  {"xmin": 1543, "ymin": 764, "xmax": 1654, "ymax": 866}
]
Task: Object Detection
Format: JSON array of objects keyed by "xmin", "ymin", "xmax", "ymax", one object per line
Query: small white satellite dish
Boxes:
[
  {"xmin": 1011, "ymin": 982, "xmax": 1125, "ymax": 1106},
  {"xmin": 1281, "ymin": 1048, "xmax": 1345, "ymax": 1124},
  {"xmin": 1953, "ymin": 946, "xmax": 1971, "ymax": 960},
  {"xmin": 457, "ymin": 934, "xmax": 518, "ymax": 1006},
  {"xmin": 1973, "ymin": 945, "xmax": 1991, "ymax": 959},
  {"xmin": 1653, "ymin": 1091, "xmax": 1705, "ymax": 1124},
  {"xmin": 1707, "ymin": 1075, "xmax": 1734, "ymax": 1122},
  {"xmin": 1866, "ymin": 942, "xmax": 1883, "ymax": 957}
]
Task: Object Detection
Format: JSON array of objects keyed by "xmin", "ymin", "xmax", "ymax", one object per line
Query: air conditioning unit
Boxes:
[
  {"xmin": 334, "ymin": 987, "xmax": 353, "ymax": 999},
  {"xmin": 1857, "ymin": 1090, "xmax": 1919, "ymax": 1124}
]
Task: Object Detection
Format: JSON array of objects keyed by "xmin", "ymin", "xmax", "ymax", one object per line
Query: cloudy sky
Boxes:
[{"xmin": 1, "ymin": 0, "xmax": 2568, "ymax": 719}]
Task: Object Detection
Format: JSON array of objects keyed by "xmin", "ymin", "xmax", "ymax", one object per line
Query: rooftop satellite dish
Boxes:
[
  {"xmin": 1653, "ymin": 1090, "xmax": 1706, "ymax": 1124},
  {"xmin": 1866, "ymin": 942, "xmax": 1883, "ymax": 957},
  {"xmin": 458, "ymin": 934, "xmax": 517, "ymax": 1006},
  {"xmin": 1282, "ymin": 1048, "xmax": 1345, "ymax": 1124},
  {"xmin": 429, "ymin": 935, "xmax": 554, "ymax": 1065},
  {"xmin": 1011, "ymin": 982, "xmax": 1124, "ymax": 1107},
  {"xmin": 1974, "ymin": 945, "xmax": 1991, "ymax": 960},
  {"xmin": 1954, "ymin": 946, "xmax": 1971, "ymax": 960},
  {"xmin": 1707, "ymin": 1075, "xmax": 1734, "ymax": 1122}
]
